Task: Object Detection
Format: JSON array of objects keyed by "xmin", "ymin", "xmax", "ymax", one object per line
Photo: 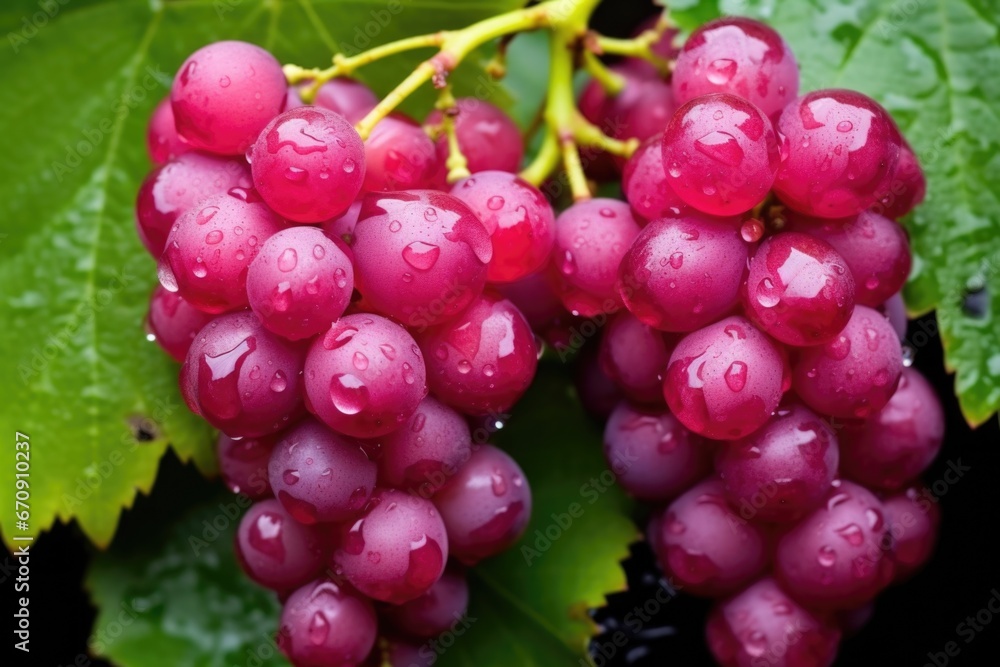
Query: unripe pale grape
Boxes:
[
  {"xmin": 426, "ymin": 98, "xmax": 524, "ymax": 176},
  {"xmin": 382, "ymin": 568, "xmax": 469, "ymax": 639},
  {"xmin": 146, "ymin": 97, "xmax": 191, "ymax": 165},
  {"xmin": 599, "ymin": 312, "xmax": 674, "ymax": 405},
  {"xmin": 621, "ymin": 135, "xmax": 687, "ymax": 221},
  {"xmin": 145, "ymin": 285, "xmax": 214, "ymax": 362},
  {"xmin": 314, "ymin": 77, "xmax": 378, "ymax": 123},
  {"xmin": 217, "ymin": 432, "xmax": 275, "ymax": 499},
  {"xmin": 277, "ymin": 579, "xmax": 377, "ymax": 667},
  {"xmin": 235, "ymin": 499, "xmax": 326, "ymax": 592},
  {"xmin": 363, "ymin": 115, "xmax": 440, "ymax": 192},
  {"xmin": 883, "ymin": 485, "xmax": 940, "ymax": 582}
]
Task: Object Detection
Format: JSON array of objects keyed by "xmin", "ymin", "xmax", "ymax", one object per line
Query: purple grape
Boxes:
[
  {"xmin": 875, "ymin": 139, "xmax": 926, "ymax": 219},
  {"xmin": 663, "ymin": 316, "xmax": 787, "ymax": 440},
  {"xmin": 599, "ymin": 312, "xmax": 674, "ymax": 405},
  {"xmin": 314, "ymin": 77, "xmax": 378, "ymax": 123},
  {"xmin": 672, "ymin": 17, "xmax": 799, "ymax": 118},
  {"xmin": 246, "ymin": 226, "xmax": 354, "ymax": 341},
  {"xmin": 548, "ymin": 199, "xmax": 642, "ymax": 317},
  {"xmin": 742, "ymin": 231, "xmax": 856, "ymax": 346},
  {"xmin": 618, "ymin": 212, "xmax": 749, "ymax": 332},
  {"xmin": 603, "ymin": 401, "xmax": 711, "ymax": 502},
  {"xmin": 146, "ymin": 96, "xmax": 191, "ymax": 165},
  {"xmin": 618, "ymin": 79, "xmax": 677, "ymax": 146},
  {"xmin": 792, "ymin": 305, "xmax": 902, "ymax": 419},
  {"xmin": 883, "ymin": 485, "xmax": 940, "ymax": 582},
  {"xmin": 774, "ymin": 89, "xmax": 902, "ymax": 219},
  {"xmin": 379, "ymin": 397, "xmax": 472, "ymax": 497},
  {"xmin": 268, "ymin": 418, "xmax": 377, "ymax": 524},
  {"xmin": 433, "ymin": 444, "xmax": 531, "ymax": 565},
  {"xmin": 494, "ymin": 271, "xmax": 567, "ymax": 336},
  {"xmin": 621, "ymin": 135, "xmax": 687, "ymax": 221},
  {"xmin": 235, "ymin": 499, "xmax": 326, "ymax": 592},
  {"xmin": 217, "ymin": 432, "xmax": 275, "ymax": 499},
  {"xmin": 382, "ymin": 568, "xmax": 469, "ymax": 639},
  {"xmin": 158, "ymin": 188, "xmax": 286, "ymax": 314},
  {"xmin": 417, "ymin": 292, "xmax": 538, "ymax": 415},
  {"xmin": 662, "ymin": 93, "xmax": 780, "ymax": 216},
  {"xmin": 332, "ymin": 488, "xmax": 448, "ymax": 604},
  {"xmin": 363, "ymin": 115, "xmax": 440, "ymax": 192},
  {"xmin": 879, "ymin": 292, "xmax": 908, "ymax": 340},
  {"xmin": 145, "ymin": 285, "xmax": 214, "ymax": 362},
  {"xmin": 352, "ymin": 190, "xmax": 491, "ymax": 328},
  {"xmin": 249, "ymin": 106, "xmax": 366, "ymax": 223},
  {"xmin": 649, "ymin": 478, "xmax": 768, "ymax": 597},
  {"xmin": 171, "ymin": 40, "xmax": 287, "ymax": 155},
  {"xmin": 775, "ymin": 480, "xmax": 894, "ymax": 609},
  {"xmin": 135, "ymin": 152, "xmax": 251, "ymax": 257},
  {"xmin": 181, "ymin": 311, "xmax": 305, "ymax": 437},
  {"xmin": 426, "ymin": 98, "xmax": 524, "ymax": 176},
  {"xmin": 839, "ymin": 368, "xmax": 944, "ymax": 490},
  {"xmin": 574, "ymin": 342, "xmax": 625, "ymax": 420},
  {"xmin": 383, "ymin": 637, "xmax": 435, "ymax": 667},
  {"xmin": 715, "ymin": 402, "xmax": 839, "ymax": 523},
  {"xmin": 449, "ymin": 171, "xmax": 556, "ymax": 283},
  {"xmin": 277, "ymin": 578, "xmax": 378, "ymax": 667},
  {"xmin": 304, "ymin": 314, "xmax": 427, "ymax": 438}
]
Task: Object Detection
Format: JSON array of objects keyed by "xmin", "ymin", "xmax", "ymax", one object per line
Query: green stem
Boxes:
[
  {"xmin": 520, "ymin": 128, "xmax": 560, "ymax": 186},
  {"xmin": 582, "ymin": 50, "xmax": 625, "ymax": 95},
  {"xmin": 594, "ymin": 34, "xmax": 672, "ymax": 76},
  {"xmin": 436, "ymin": 86, "xmax": 471, "ymax": 183}
]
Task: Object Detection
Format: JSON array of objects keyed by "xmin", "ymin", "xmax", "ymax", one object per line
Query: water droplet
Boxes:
[
  {"xmin": 491, "ymin": 471, "xmax": 507, "ymax": 496},
  {"xmin": 826, "ymin": 335, "xmax": 851, "ymax": 360},
  {"xmin": 817, "ymin": 545, "xmax": 837, "ymax": 567},
  {"xmin": 724, "ymin": 361, "xmax": 748, "ymax": 392},
  {"xmin": 342, "ymin": 158, "xmax": 356, "ymax": 173},
  {"xmin": 694, "ymin": 130, "xmax": 744, "ymax": 167},
  {"xmin": 837, "ymin": 120, "xmax": 854, "ymax": 132},
  {"xmin": 192, "ymin": 263, "xmax": 208, "ymax": 278},
  {"xmin": 196, "ymin": 206, "xmax": 219, "ymax": 225},
  {"xmin": 483, "ymin": 364, "xmax": 496, "ymax": 377},
  {"xmin": 278, "ymin": 248, "xmax": 298, "ymax": 272},
  {"xmin": 599, "ymin": 208, "xmax": 616, "ymax": 218},
  {"xmin": 423, "ymin": 207, "xmax": 439, "ymax": 222},
  {"xmin": 270, "ymin": 371, "xmax": 287, "ymax": 392},
  {"xmin": 457, "ymin": 360, "xmax": 472, "ymax": 374},
  {"xmin": 487, "ymin": 195, "xmax": 505, "ymax": 211},
  {"xmin": 205, "ymin": 230, "xmax": 224, "ymax": 245},
  {"xmin": 283, "ymin": 469, "xmax": 300, "ymax": 485},
  {"xmin": 389, "ymin": 220, "xmax": 402, "ymax": 232},
  {"xmin": 380, "ymin": 344, "xmax": 396, "ymax": 360},
  {"xmin": 333, "ymin": 268, "xmax": 348, "ymax": 289},
  {"xmin": 401, "ymin": 362, "xmax": 416, "ymax": 385},
  {"xmin": 402, "ymin": 241, "xmax": 441, "ymax": 271},
  {"xmin": 352, "ymin": 351, "xmax": 369, "ymax": 370},
  {"xmin": 411, "ymin": 412, "xmax": 426, "ymax": 433},
  {"xmin": 559, "ymin": 250, "xmax": 577, "ymax": 276},
  {"xmin": 836, "ymin": 523, "xmax": 865, "ymax": 546},
  {"xmin": 669, "ymin": 252, "xmax": 684, "ymax": 269},
  {"xmin": 312, "ymin": 244, "xmax": 325, "ymax": 260},
  {"xmin": 740, "ymin": 219, "xmax": 764, "ymax": 243},
  {"xmin": 329, "ymin": 374, "xmax": 370, "ymax": 414},
  {"xmin": 706, "ymin": 58, "xmax": 738, "ymax": 84}
]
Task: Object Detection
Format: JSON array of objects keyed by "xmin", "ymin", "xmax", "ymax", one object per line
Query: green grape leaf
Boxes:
[
  {"xmin": 87, "ymin": 365, "xmax": 635, "ymax": 667},
  {"xmin": 0, "ymin": 0, "xmax": 523, "ymax": 550}
]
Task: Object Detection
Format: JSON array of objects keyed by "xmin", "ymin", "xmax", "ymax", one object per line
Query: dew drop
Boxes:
[
  {"xmin": 342, "ymin": 158, "xmax": 356, "ymax": 174},
  {"xmin": 329, "ymin": 374, "xmax": 370, "ymax": 414},
  {"xmin": 402, "ymin": 241, "xmax": 441, "ymax": 271},
  {"xmin": 205, "ymin": 230, "xmax": 224, "ymax": 245},
  {"xmin": 278, "ymin": 248, "xmax": 298, "ymax": 272},
  {"xmin": 836, "ymin": 120, "xmax": 854, "ymax": 132},
  {"xmin": 487, "ymin": 195, "xmax": 505, "ymax": 211},
  {"xmin": 270, "ymin": 371, "xmax": 287, "ymax": 392}
]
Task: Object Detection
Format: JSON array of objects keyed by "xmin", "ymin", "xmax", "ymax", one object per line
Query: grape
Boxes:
[
  {"xmin": 158, "ymin": 188, "xmax": 286, "ymax": 314},
  {"xmin": 314, "ymin": 77, "xmax": 378, "ymax": 123},
  {"xmin": 235, "ymin": 499, "xmax": 326, "ymax": 592},
  {"xmin": 599, "ymin": 312, "xmax": 673, "ymax": 405},
  {"xmin": 383, "ymin": 638, "xmax": 435, "ymax": 667},
  {"xmin": 268, "ymin": 417, "xmax": 377, "ymax": 524},
  {"xmin": 838, "ymin": 368, "xmax": 944, "ymax": 491},
  {"xmin": 649, "ymin": 478, "xmax": 768, "ymax": 597},
  {"xmin": 662, "ymin": 93, "xmax": 780, "ymax": 216},
  {"xmin": 246, "ymin": 226, "xmax": 354, "ymax": 341},
  {"xmin": 715, "ymin": 402, "xmax": 839, "ymax": 523},
  {"xmin": 146, "ymin": 97, "xmax": 191, "ymax": 165},
  {"xmin": 450, "ymin": 171, "xmax": 556, "ymax": 283},
  {"xmin": 574, "ymin": 342, "xmax": 625, "ymax": 420},
  {"xmin": 774, "ymin": 89, "xmax": 902, "ymax": 218},
  {"xmin": 249, "ymin": 106, "xmax": 366, "ymax": 223},
  {"xmin": 426, "ymin": 98, "xmax": 524, "ymax": 175},
  {"xmin": 792, "ymin": 305, "xmax": 902, "ymax": 420},
  {"xmin": 548, "ymin": 199, "xmax": 642, "ymax": 317},
  {"xmin": 285, "ymin": 84, "xmax": 307, "ymax": 110},
  {"xmin": 322, "ymin": 199, "xmax": 363, "ymax": 249},
  {"xmin": 417, "ymin": 292, "xmax": 537, "ymax": 415},
  {"xmin": 145, "ymin": 285, "xmax": 214, "ymax": 362},
  {"xmin": 875, "ymin": 139, "xmax": 926, "ymax": 219},
  {"xmin": 383, "ymin": 568, "xmax": 469, "ymax": 639},
  {"xmin": 351, "ymin": 190, "xmax": 491, "ymax": 328},
  {"xmin": 136, "ymin": 152, "xmax": 251, "ymax": 257},
  {"xmin": 277, "ymin": 579, "xmax": 378, "ymax": 667},
  {"xmin": 621, "ymin": 135, "xmax": 687, "ymax": 221},
  {"xmin": 433, "ymin": 444, "xmax": 531, "ymax": 565},
  {"xmin": 363, "ymin": 115, "xmax": 440, "ymax": 192},
  {"xmin": 217, "ymin": 432, "xmax": 275, "ymax": 499},
  {"xmin": 879, "ymin": 292, "xmax": 908, "ymax": 340},
  {"xmin": 603, "ymin": 401, "xmax": 711, "ymax": 502},
  {"xmin": 742, "ymin": 231, "xmax": 856, "ymax": 346},
  {"xmin": 663, "ymin": 316, "xmax": 786, "ymax": 440},
  {"xmin": 882, "ymin": 485, "xmax": 940, "ymax": 582},
  {"xmin": 379, "ymin": 397, "xmax": 473, "ymax": 497},
  {"xmin": 579, "ymin": 64, "xmax": 653, "ymax": 139},
  {"xmin": 705, "ymin": 577, "xmax": 841, "ymax": 667},
  {"xmin": 774, "ymin": 480, "xmax": 894, "ymax": 609},
  {"xmin": 672, "ymin": 17, "xmax": 799, "ymax": 118},
  {"xmin": 618, "ymin": 212, "xmax": 748, "ymax": 332},
  {"xmin": 170, "ymin": 40, "xmax": 287, "ymax": 155},
  {"xmin": 785, "ymin": 210, "xmax": 912, "ymax": 307},
  {"xmin": 332, "ymin": 488, "xmax": 448, "ymax": 604},
  {"xmin": 618, "ymin": 79, "xmax": 676, "ymax": 145},
  {"xmin": 181, "ymin": 311, "xmax": 305, "ymax": 437},
  {"xmin": 494, "ymin": 271, "xmax": 567, "ymax": 335},
  {"xmin": 304, "ymin": 314, "xmax": 427, "ymax": 438}
]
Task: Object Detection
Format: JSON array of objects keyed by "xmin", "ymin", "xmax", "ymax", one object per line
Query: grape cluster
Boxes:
[
  {"xmin": 564, "ymin": 17, "xmax": 938, "ymax": 667},
  {"xmin": 139, "ymin": 40, "xmax": 547, "ymax": 666}
]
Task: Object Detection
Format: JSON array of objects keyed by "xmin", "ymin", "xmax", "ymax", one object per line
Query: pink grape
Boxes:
[
  {"xmin": 136, "ymin": 152, "xmax": 251, "ymax": 257},
  {"xmin": 277, "ymin": 579, "xmax": 377, "ymax": 667},
  {"xmin": 314, "ymin": 77, "xmax": 378, "ymax": 123},
  {"xmin": 146, "ymin": 96, "xmax": 191, "ymax": 165},
  {"xmin": 662, "ymin": 93, "xmax": 780, "ymax": 216},
  {"xmin": 351, "ymin": 190, "xmax": 491, "ymax": 328},
  {"xmin": 883, "ymin": 485, "xmax": 940, "ymax": 582},
  {"xmin": 322, "ymin": 199, "xmax": 363, "ymax": 249},
  {"xmin": 304, "ymin": 314, "xmax": 427, "ymax": 438},
  {"xmin": 775, "ymin": 480, "xmax": 894, "ymax": 609},
  {"xmin": 426, "ymin": 98, "xmax": 524, "ymax": 176},
  {"xmin": 672, "ymin": 17, "xmax": 799, "ymax": 118},
  {"xmin": 249, "ymin": 106, "xmax": 366, "ymax": 223},
  {"xmin": 180, "ymin": 311, "xmax": 305, "ymax": 438},
  {"xmin": 285, "ymin": 84, "xmax": 306, "ymax": 110},
  {"xmin": 742, "ymin": 231, "xmax": 856, "ymax": 346},
  {"xmin": 663, "ymin": 316, "xmax": 786, "ymax": 440},
  {"xmin": 235, "ymin": 499, "xmax": 326, "ymax": 592},
  {"xmin": 158, "ymin": 188, "xmax": 286, "ymax": 314},
  {"xmin": 879, "ymin": 292, "xmax": 908, "ymax": 340},
  {"xmin": 621, "ymin": 135, "xmax": 687, "ymax": 221},
  {"xmin": 618, "ymin": 78, "xmax": 676, "ymax": 145},
  {"xmin": 450, "ymin": 171, "xmax": 556, "ymax": 283},
  {"xmin": 494, "ymin": 271, "xmax": 567, "ymax": 335},
  {"xmin": 170, "ymin": 40, "xmax": 287, "ymax": 155},
  {"xmin": 715, "ymin": 402, "xmax": 839, "ymax": 523},
  {"xmin": 792, "ymin": 305, "xmax": 902, "ymax": 420},
  {"xmin": 599, "ymin": 312, "xmax": 674, "ymax": 405},
  {"xmin": 876, "ymin": 139, "xmax": 926, "ymax": 219},
  {"xmin": 332, "ymin": 488, "xmax": 448, "ymax": 604},
  {"xmin": 268, "ymin": 418, "xmax": 377, "ymax": 524},
  {"xmin": 363, "ymin": 115, "xmax": 440, "ymax": 192},
  {"xmin": 145, "ymin": 285, "xmax": 214, "ymax": 362},
  {"xmin": 618, "ymin": 212, "xmax": 749, "ymax": 332},
  {"xmin": 603, "ymin": 401, "xmax": 711, "ymax": 502},
  {"xmin": 417, "ymin": 292, "xmax": 538, "ymax": 415},
  {"xmin": 246, "ymin": 226, "xmax": 354, "ymax": 341},
  {"xmin": 838, "ymin": 368, "xmax": 944, "ymax": 490},
  {"xmin": 382, "ymin": 568, "xmax": 469, "ymax": 639},
  {"xmin": 774, "ymin": 89, "xmax": 902, "ymax": 218},
  {"xmin": 433, "ymin": 444, "xmax": 531, "ymax": 565},
  {"xmin": 217, "ymin": 432, "xmax": 274, "ymax": 499}
]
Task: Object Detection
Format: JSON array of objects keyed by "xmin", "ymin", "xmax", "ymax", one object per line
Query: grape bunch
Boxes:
[{"xmin": 140, "ymin": 40, "xmax": 546, "ymax": 666}]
